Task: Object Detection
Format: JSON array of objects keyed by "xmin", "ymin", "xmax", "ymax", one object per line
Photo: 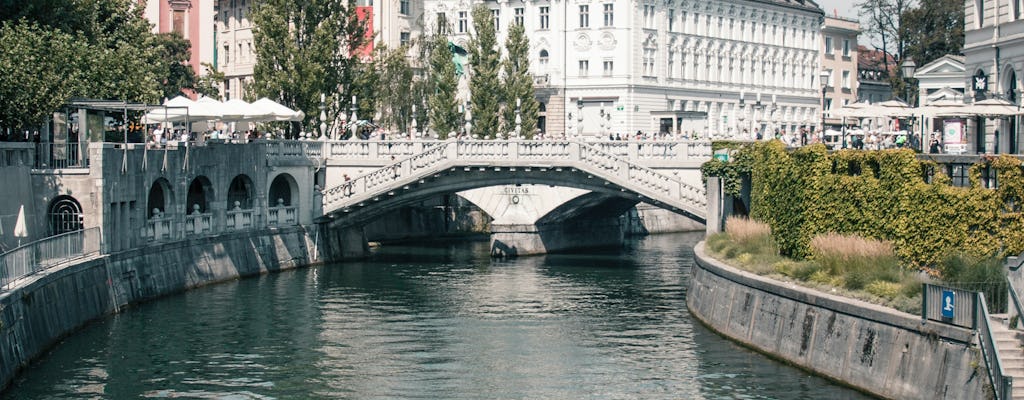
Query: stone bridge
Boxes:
[{"xmin": 305, "ymin": 140, "xmax": 711, "ymax": 256}]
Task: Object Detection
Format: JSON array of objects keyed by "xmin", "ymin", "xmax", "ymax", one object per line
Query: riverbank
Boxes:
[
  {"xmin": 687, "ymin": 241, "xmax": 987, "ymax": 400},
  {"xmin": 0, "ymin": 226, "xmax": 322, "ymax": 391}
]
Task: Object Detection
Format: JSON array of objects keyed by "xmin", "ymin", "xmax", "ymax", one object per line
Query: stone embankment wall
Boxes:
[
  {"xmin": 688, "ymin": 242, "xmax": 987, "ymax": 400},
  {"xmin": 0, "ymin": 226, "xmax": 321, "ymax": 391}
]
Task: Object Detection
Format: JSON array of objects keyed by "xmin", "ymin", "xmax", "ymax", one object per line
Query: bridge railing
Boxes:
[
  {"xmin": 264, "ymin": 139, "xmax": 710, "ymax": 163},
  {"xmin": 225, "ymin": 205, "xmax": 255, "ymax": 231},
  {"xmin": 1, "ymin": 227, "xmax": 101, "ymax": 290},
  {"xmin": 322, "ymin": 140, "xmax": 708, "ymax": 216},
  {"xmin": 591, "ymin": 141, "xmax": 712, "ymax": 161}
]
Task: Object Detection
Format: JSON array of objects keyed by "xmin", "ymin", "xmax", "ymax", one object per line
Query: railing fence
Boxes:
[{"xmin": 0, "ymin": 227, "xmax": 101, "ymax": 290}]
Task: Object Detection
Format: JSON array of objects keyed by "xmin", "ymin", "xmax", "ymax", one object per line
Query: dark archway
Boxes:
[
  {"xmin": 147, "ymin": 178, "xmax": 173, "ymax": 218},
  {"xmin": 47, "ymin": 195, "xmax": 83, "ymax": 235},
  {"xmin": 269, "ymin": 174, "xmax": 297, "ymax": 208},
  {"xmin": 227, "ymin": 174, "xmax": 255, "ymax": 210},
  {"xmin": 186, "ymin": 176, "xmax": 215, "ymax": 214}
]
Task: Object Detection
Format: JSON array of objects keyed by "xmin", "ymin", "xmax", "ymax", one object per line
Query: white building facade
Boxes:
[
  {"xmin": 423, "ymin": 0, "xmax": 825, "ymax": 138},
  {"xmin": 964, "ymin": 0, "xmax": 1024, "ymax": 154},
  {"xmin": 213, "ymin": 0, "xmax": 418, "ymax": 101}
]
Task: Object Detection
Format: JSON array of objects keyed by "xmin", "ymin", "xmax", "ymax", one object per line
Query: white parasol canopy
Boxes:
[
  {"xmin": 220, "ymin": 99, "xmax": 272, "ymax": 122},
  {"xmin": 142, "ymin": 96, "xmax": 195, "ymax": 123},
  {"xmin": 962, "ymin": 98, "xmax": 1023, "ymax": 117},
  {"xmin": 828, "ymin": 100, "xmax": 872, "ymax": 118},
  {"xmin": 251, "ymin": 98, "xmax": 305, "ymax": 121}
]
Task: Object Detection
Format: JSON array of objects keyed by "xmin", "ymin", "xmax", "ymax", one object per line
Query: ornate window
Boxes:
[{"xmin": 48, "ymin": 196, "xmax": 83, "ymax": 235}]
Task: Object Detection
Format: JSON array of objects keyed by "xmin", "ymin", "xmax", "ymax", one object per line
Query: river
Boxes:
[{"xmin": 2, "ymin": 232, "xmax": 872, "ymax": 399}]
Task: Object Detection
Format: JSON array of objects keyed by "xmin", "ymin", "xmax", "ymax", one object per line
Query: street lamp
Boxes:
[
  {"xmin": 576, "ymin": 99, "xmax": 584, "ymax": 138},
  {"xmin": 819, "ymin": 69, "xmax": 830, "ymax": 143},
  {"xmin": 350, "ymin": 96, "xmax": 358, "ymax": 139},
  {"xmin": 900, "ymin": 57, "xmax": 917, "ymax": 105},
  {"xmin": 515, "ymin": 98, "xmax": 522, "ymax": 139},
  {"xmin": 338, "ymin": 98, "xmax": 347, "ymax": 139},
  {"xmin": 319, "ymin": 93, "xmax": 327, "ymax": 140},
  {"xmin": 410, "ymin": 104, "xmax": 418, "ymax": 139},
  {"xmin": 464, "ymin": 102, "xmax": 472, "ymax": 138}
]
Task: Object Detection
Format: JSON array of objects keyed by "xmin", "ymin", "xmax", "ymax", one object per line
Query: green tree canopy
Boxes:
[
  {"xmin": 250, "ymin": 0, "xmax": 369, "ymax": 138},
  {"xmin": 468, "ymin": 5, "xmax": 501, "ymax": 139},
  {"xmin": 500, "ymin": 23, "xmax": 539, "ymax": 139},
  {"xmin": 900, "ymin": 0, "xmax": 964, "ymax": 69},
  {"xmin": 0, "ymin": 0, "xmax": 222, "ymax": 131},
  {"xmin": 427, "ymin": 33, "xmax": 460, "ymax": 139}
]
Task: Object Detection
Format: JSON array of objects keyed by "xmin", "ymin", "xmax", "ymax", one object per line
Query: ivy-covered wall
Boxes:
[{"xmin": 702, "ymin": 141, "xmax": 1024, "ymax": 267}]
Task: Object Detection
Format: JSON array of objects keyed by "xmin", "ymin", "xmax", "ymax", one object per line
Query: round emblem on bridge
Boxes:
[{"xmin": 511, "ymin": 195, "xmax": 520, "ymax": 204}]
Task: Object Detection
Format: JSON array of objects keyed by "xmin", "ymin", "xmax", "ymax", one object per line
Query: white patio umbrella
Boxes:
[
  {"xmin": 194, "ymin": 96, "xmax": 233, "ymax": 120},
  {"xmin": 828, "ymin": 100, "xmax": 871, "ymax": 118},
  {"xmin": 964, "ymin": 98, "xmax": 1023, "ymax": 117},
  {"xmin": 251, "ymin": 98, "xmax": 305, "ymax": 121},
  {"xmin": 221, "ymin": 99, "xmax": 271, "ymax": 122},
  {"xmin": 143, "ymin": 96, "xmax": 195, "ymax": 123},
  {"xmin": 13, "ymin": 205, "xmax": 26, "ymax": 246},
  {"xmin": 915, "ymin": 99, "xmax": 969, "ymax": 117}
]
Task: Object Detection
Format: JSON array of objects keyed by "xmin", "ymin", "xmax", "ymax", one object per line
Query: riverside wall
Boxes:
[
  {"xmin": 0, "ymin": 226, "xmax": 322, "ymax": 391},
  {"xmin": 688, "ymin": 242, "xmax": 988, "ymax": 400}
]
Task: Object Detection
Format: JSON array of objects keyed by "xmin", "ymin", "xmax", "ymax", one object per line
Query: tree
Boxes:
[
  {"xmin": 0, "ymin": 21, "xmax": 86, "ymax": 131},
  {"xmin": 900, "ymin": 0, "xmax": 963, "ymax": 69},
  {"xmin": 857, "ymin": 0, "xmax": 914, "ymax": 73},
  {"xmin": 500, "ymin": 23, "xmax": 539, "ymax": 139},
  {"xmin": 251, "ymin": 0, "xmax": 369, "ymax": 138},
  {"xmin": 468, "ymin": 5, "xmax": 501, "ymax": 139},
  {"xmin": 375, "ymin": 43, "xmax": 415, "ymax": 133},
  {"xmin": 0, "ymin": 0, "xmax": 171, "ymax": 131},
  {"xmin": 427, "ymin": 33, "xmax": 460, "ymax": 139},
  {"xmin": 195, "ymin": 63, "xmax": 226, "ymax": 100}
]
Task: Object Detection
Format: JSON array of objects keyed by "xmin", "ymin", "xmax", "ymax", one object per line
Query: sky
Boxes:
[{"xmin": 817, "ymin": 0, "xmax": 860, "ymax": 21}]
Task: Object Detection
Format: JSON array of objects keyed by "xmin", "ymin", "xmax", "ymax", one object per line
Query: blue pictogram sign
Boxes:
[{"xmin": 941, "ymin": 290, "xmax": 955, "ymax": 319}]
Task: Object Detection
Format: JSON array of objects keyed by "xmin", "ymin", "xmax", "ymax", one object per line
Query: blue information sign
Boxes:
[{"xmin": 941, "ymin": 290, "xmax": 955, "ymax": 319}]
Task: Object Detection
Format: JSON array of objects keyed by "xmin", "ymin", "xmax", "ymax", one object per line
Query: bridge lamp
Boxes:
[
  {"xmin": 820, "ymin": 69, "xmax": 830, "ymax": 140},
  {"xmin": 464, "ymin": 102, "xmax": 472, "ymax": 138},
  {"xmin": 411, "ymin": 104, "xmax": 418, "ymax": 138},
  {"xmin": 514, "ymin": 98, "xmax": 522, "ymax": 139},
  {"xmin": 576, "ymin": 99, "xmax": 584, "ymax": 138},
  {"xmin": 319, "ymin": 93, "xmax": 327, "ymax": 140},
  {"xmin": 338, "ymin": 99, "xmax": 347, "ymax": 140},
  {"xmin": 350, "ymin": 96, "xmax": 358, "ymax": 139}
]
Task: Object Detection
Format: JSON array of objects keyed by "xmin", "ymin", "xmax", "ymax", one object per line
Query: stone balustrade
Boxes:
[{"xmin": 321, "ymin": 140, "xmax": 708, "ymax": 222}]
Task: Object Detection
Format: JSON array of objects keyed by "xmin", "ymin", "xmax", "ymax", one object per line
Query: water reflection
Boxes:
[{"xmin": 2, "ymin": 232, "xmax": 872, "ymax": 399}]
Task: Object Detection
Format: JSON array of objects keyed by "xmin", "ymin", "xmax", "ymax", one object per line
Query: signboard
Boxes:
[
  {"xmin": 943, "ymin": 119, "xmax": 964, "ymax": 144},
  {"xmin": 713, "ymin": 150, "xmax": 729, "ymax": 162},
  {"xmin": 941, "ymin": 290, "xmax": 955, "ymax": 319}
]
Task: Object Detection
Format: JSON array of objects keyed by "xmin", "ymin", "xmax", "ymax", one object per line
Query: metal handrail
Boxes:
[
  {"xmin": 0, "ymin": 227, "xmax": 101, "ymax": 290},
  {"xmin": 978, "ymin": 292, "xmax": 1014, "ymax": 400}
]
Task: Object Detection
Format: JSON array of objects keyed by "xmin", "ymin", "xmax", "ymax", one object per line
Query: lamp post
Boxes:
[
  {"xmin": 900, "ymin": 57, "xmax": 917, "ymax": 149},
  {"xmin": 349, "ymin": 96, "xmax": 358, "ymax": 139},
  {"xmin": 819, "ymin": 69, "xmax": 830, "ymax": 144},
  {"xmin": 337, "ymin": 97, "xmax": 346, "ymax": 140},
  {"xmin": 318, "ymin": 93, "xmax": 327, "ymax": 140},
  {"xmin": 515, "ymin": 98, "xmax": 522, "ymax": 139},
  {"xmin": 410, "ymin": 104, "xmax": 418, "ymax": 139},
  {"xmin": 464, "ymin": 102, "xmax": 472, "ymax": 139},
  {"xmin": 576, "ymin": 99, "xmax": 583, "ymax": 138}
]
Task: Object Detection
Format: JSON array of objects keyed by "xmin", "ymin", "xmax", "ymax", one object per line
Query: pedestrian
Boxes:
[{"xmin": 929, "ymin": 137, "xmax": 942, "ymax": 153}]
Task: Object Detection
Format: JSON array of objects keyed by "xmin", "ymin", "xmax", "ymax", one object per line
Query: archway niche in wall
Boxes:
[
  {"xmin": 268, "ymin": 173, "xmax": 298, "ymax": 208},
  {"xmin": 186, "ymin": 176, "xmax": 215, "ymax": 214},
  {"xmin": 227, "ymin": 174, "xmax": 255, "ymax": 210},
  {"xmin": 148, "ymin": 178, "xmax": 174, "ymax": 218},
  {"xmin": 47, "ymin": 195, "xmax": 83, "ymax": 235}
]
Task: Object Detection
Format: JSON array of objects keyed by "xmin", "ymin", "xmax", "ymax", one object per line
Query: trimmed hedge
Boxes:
[{"xmin": 704, "ymin": 141, "xmax": 1024, "ymax": 267}]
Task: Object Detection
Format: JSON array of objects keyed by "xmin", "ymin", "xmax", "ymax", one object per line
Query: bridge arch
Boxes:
[
  {"xmin": 148, "ymin": 178, "xmax": 174, "ymax": 218},
  {"xmin": 324, "ymin": 169, "xmax": 698, "ymax": 227},
  {"xmin": 47, "ymin": 195, "xmax": 83, "ymax": 235},
  {"xmin": 269, "ymin": 173, "xmax": 298, "ymax": 208},
  {"xmin": 227, "ymin": 174, "xmax": 255, "ymax": 210},
  {"xmin": 186, "ymin": 176, "xmax": 215, "ymax": 214}
]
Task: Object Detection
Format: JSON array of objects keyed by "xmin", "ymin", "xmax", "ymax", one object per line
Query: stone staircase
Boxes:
[{"xmin": 989, "ymin": 314, "xmax": 1024, "ymax": 399}]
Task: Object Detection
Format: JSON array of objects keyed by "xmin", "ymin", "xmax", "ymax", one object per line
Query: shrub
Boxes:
[
  {"xmin": 865, "ymin": 281, "xmax": 903, "ymax": 300},
  {"xmin": 809, "ymin": 233, "xmax": 900, "ymax": 290},
  {"xmin": 939, "ymin": 253, "xmax": 1008, "ymax": 313},
  {"xmin": 724, "ymin": 216, "xmax": 776, "ymax": 256}
]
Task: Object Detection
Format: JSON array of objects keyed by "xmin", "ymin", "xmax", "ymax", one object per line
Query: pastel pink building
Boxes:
[{"xmin": 141, "ymin": 0, "xmax": 217, "ymax": 98}]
